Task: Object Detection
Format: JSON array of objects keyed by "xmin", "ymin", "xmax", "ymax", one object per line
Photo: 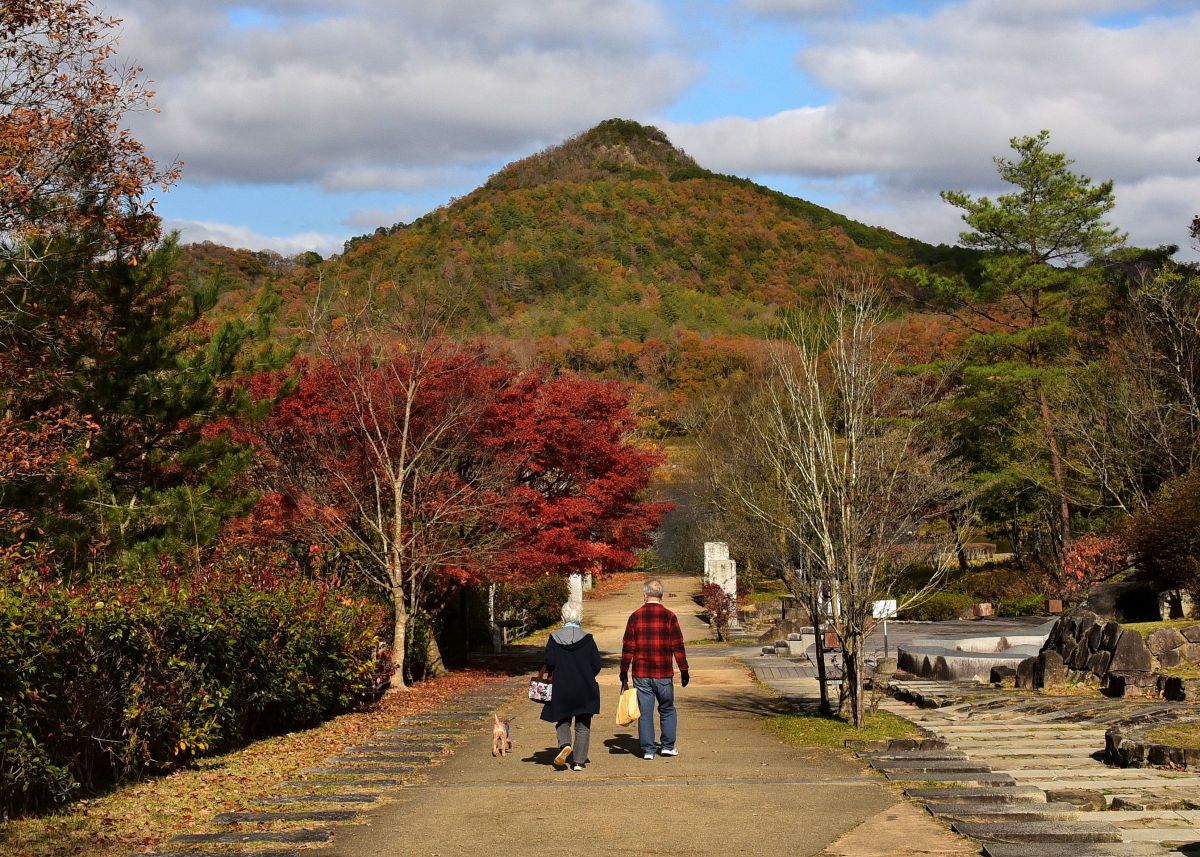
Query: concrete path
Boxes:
[{"xmin": 321, "ymin": 575, "xmax": 972, "ymax": 857}]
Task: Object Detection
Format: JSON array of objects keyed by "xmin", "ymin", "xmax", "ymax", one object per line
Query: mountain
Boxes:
[{"xmin": 190, "ymin": 119, "xmax": 973, "ymax": 431}]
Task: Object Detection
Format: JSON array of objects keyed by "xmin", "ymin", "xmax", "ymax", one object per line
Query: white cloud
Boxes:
[
  {"xmin": 739, "ymin": 0, "xmax": 850, "ymax": 17},
  {"xmin": 166, "ymin": 218, "xmax": 344, "ymax": 256},
  {"xmin": 106, "ymin": 0, "xmax": 698, "ymax": 189},
  {"xmin": 666, "ymin": 1, "xmax": 1200, "ymax": 254}
]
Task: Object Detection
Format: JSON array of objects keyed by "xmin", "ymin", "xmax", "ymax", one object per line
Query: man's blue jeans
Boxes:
[{"xmin": 633, "ymin": 676, "xmax": 676, "ymax": 755}]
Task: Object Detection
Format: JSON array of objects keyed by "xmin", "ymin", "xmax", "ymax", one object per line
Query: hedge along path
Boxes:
[
  {"xmin": 0, "ymin": 670, "xmax": 516, "ymax": 857},
  {"xmin": 326, "ymin": 575, "xmax": 976, "ymax": 857}
]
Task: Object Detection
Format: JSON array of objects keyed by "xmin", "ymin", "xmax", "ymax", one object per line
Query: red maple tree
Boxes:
[{"xmin": 238, "ymin": 343, "xmax": 666, "ymax": 687}]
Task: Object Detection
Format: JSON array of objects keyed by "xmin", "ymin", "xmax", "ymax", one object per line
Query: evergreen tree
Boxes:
[{"xmin": 928, "ymin": 131, "xmax": 1124, "ymax": 567}]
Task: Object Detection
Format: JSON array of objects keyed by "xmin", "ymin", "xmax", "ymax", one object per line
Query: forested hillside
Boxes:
[{"xmin": 189, "ymin": 119, "xmax": 972, "ymax": 428}]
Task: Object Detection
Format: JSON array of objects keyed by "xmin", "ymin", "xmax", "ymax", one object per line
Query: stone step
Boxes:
[
  {"xmin": 214, "ymin": 810, "xmax": 358, "ymax": 824},
  {"xmin": 872, "ymin": 760, "xmax": 995, "ymax": 773},
  {"xmin": 885, "ymin": 771, "xmax": 1016, "ymax": 785},
  {"xmin": 146, "ymin": 851, "xmax": 302, "ymax": 857},
  {"xmin": 279, "ymin": 778, "xmax": 398, "ymax": 789},
  {"xmin": 326, "ymin": 755, "xmax": 433, "ymax": 765},
  {"xmin": 985, "ymin": 759, "xmax": 1107, "ymax": 770},
  {"xmin": 905, "ymin": 786, "xmax": 1047, "ymax": 804},
  {"xmin": 925, "ymin": 801, "xmax": 1080, "ymax": 822},
  {"xmin": 981, "ymin": 843, "xmax": 1169, "ymax": 857},
  {"xmin": 860, "ymin": 751, "xmax": 970, "ymax": 761},
  {"xmin": 969, "ymin": 747, "xmax": 1102, "ymax": 757},
  {"xmin": 1024, "ymin": 777, "xmax": 1198, "ymax": 791},
  {"xmin": 253, "ymin": 794, "xmax": 379, "ymax": 805},
  {"xmin": 951, "ymin": 820, "xmax": 1123, "ymax": 844},
  {"xmin": 171, "ymin": 829, "xmax": 331, "ymax": 846},
  {"xmin": 302, "ymin": 765, "xmax": 416, "ymax": 776}
]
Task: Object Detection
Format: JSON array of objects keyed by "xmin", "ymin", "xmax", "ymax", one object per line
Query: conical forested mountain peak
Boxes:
[{"xmin": 485, "ymin": 119, "xmax": 701, "ymax": 191}]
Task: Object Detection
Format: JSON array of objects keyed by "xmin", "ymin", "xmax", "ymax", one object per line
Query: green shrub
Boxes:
[
  {"xmin": 897, "ymin": 592, "xmax": 976, "ymax": 621},
  {"xmin": 0, "ymin": 565, "xmax": 385, "ymax": 818},
  {"xmin": 995, "ymin": 593, "xmax": 1048, "ymax": 617},
  {"xmin": 495, "ymin": 575, "xmax": 570, "ymax": 630}
]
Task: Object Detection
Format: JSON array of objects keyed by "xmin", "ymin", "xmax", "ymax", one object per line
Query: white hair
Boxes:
[{"xmin": 561, "ymin": 601, "xmax": 583, "ymax": 624}]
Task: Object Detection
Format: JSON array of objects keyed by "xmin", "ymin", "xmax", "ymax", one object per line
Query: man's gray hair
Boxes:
[
  {"xmin": 561, "ymin": 601, "xmax": 583, "ymax": 624},
  {"xmin": 643, "ymin": 578, "xmax": 665, "ymax": 599}
]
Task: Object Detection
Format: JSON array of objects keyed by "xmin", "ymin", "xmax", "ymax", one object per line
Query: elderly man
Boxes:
[{"xmin": 619, "ymin": 578, "xmax": 689, "ymax": 760}]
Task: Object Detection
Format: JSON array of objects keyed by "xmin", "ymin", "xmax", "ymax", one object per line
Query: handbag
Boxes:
[
  {"xmin": 528, "ymin": 666, "xmax": 553, "ymax": 703},
  {"xmin": 615, "ymin": 685, "xmax": 640, "ymax": 726}
]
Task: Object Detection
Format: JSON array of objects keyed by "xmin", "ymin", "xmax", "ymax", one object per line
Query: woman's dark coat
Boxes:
[{"xmin": 539, "ymin": 631, "xmax": 602, "ymax": 722}]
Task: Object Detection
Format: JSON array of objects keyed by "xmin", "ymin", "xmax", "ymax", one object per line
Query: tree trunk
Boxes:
[
  {"xmin": 1037, "ymin": 383, "xmax": 1073, "ymax": 555},
  {"xmin": 948, "ymin": 508, "xmax": 969, "ymax": 573},
  {"xmin": 424, "ymin": 627, "xmax": 449, "ymax": 678},
  {"xmin": 810, "ymin": 596, "xmax": 831, "ymax": 716},
  {"xmin": 389, "ymin": 589, "xmax": 408, "ymax": 690},
  {"xmin": 845, "ymin": 630, "xmax": 865, "ymax": 729}
]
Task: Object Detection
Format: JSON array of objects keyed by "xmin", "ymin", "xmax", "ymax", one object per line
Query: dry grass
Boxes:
[
  {"xmin": 1122, "ymin": 619, "xmax": 1199, "ymax": 638},
  {"xmin": 1145, "ymin": 722, "xmax": 1200, "ymax": 750},
  {"xmin": 1, "ymin": 670, "xmax": 509, "ymax": 857}
]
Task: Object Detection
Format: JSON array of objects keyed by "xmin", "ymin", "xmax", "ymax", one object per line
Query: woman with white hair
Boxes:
[{"xmin": 539, "ymin": 600, "xmax": 601, "ymax": 771}]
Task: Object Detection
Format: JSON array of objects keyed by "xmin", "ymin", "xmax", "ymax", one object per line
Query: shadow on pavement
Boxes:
[
  {"xmin": 681, "ymin": 689, "xmax": 799, "ymax": 718},
  {"xmin": 521, "ymin": 745, "xmax": 561, "ymax": 766},
  {"xmin": 604, "ymin": 733, "xmax": 641, "ymax": 756}
]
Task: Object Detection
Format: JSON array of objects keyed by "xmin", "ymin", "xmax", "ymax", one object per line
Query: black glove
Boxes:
[
  {"xmin": 680, "ymin": 670, "xmax": 690, "ymax": 688},
  {"xmin": 619, "ymin": 672, "xmax": 628, "ymax": 691}
]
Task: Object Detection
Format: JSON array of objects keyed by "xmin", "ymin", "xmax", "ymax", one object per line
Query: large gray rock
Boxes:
[
  {"xmin": 1180, "ymin": 642, "xmax": 1200, "ymax": 663},
  {"xmin": 1015, "ymin": 656, "xmax": 1036, "ymax": 689},
  {"xmin": 1158, "ymin": 648, "xmax": 1182, "ymax": 669},
  {"xmin": 1147, "ymin": 627, "xmax": 1187, "ymax": 656},
  {"xmin": 1109, "ymin": 629, "xmax": 1151, "ymax": 673},
  {"xmin": 1086, "ymin": 623, "xmax": 1103, "ymax": 652},
  {"xmin": 1072, "ymin": 611, "xmax": 1098, "ymax": 643},
  {"xmin": 1086, "ymin": 650, "xmax": 1111, "ymax": 677},
  {"xmin": 1182, "ymin": 624, "xmax": 1200, "ymax": 643},
  {"xmin": 1034, "ymin": 650, "xmax": 1066, "ymax": 687},
  {"xmin": 989, "ymin": 665, "xmax": 1017, "ymax": 685},
  {"xmin": 1099, "ymin": 620, "xmax": 1121, "ymax": 651}
]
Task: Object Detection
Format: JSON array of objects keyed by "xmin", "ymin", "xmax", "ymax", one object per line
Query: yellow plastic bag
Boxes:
[{"xmin": 615, "ymin": 686, "xmax": 640, "ymax": 726}]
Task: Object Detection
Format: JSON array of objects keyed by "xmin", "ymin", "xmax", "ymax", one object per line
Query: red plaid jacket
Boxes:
[{"xmin": 620, "ymin": 601, "xmax": 689, "ymax": 679}]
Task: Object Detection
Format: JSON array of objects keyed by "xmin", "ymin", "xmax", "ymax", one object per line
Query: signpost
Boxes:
[{"xmin": 873, "ymin": 599, "xmax": 898, "ymax": 657}]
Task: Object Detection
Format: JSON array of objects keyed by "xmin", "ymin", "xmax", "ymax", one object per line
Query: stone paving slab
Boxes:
[
  {"xmin": 214, "ymin": 810, "xmax": 358, "ymax": 824},
  {"xmin": 885, "ymin": 771, "xmax": 1017, "ymax": 784},
  {"xmin": 860, "ymin": 750, "xmax": 969, "ymax": 761},
  {"xmin": 146, "ymin": 851, "xmax": 303, "ymax": 857},
  {"xmin": 326, "ymin": 754, "xmax": 434, "ymax": 764},
  {"xmin": 981, "ymin": 844, "xmax": 1169, "ymax": 857},
  {"xmin": 1120, "ymin": 828, "xmax": 1200, "ymax": 843},
  {"xmin": 905, "ymin": 786, "xmax": 1047, "ymax": 804},
  {"xmin": 253, "ymin": 793, "xmax": 379, "ymax": 804},
  {"xmin": 302, "ymin": 765, "xmax": 416, "ymax": 775},
  {"xmin": 171, "ymin": 829, "xmax": 331, "ymax": 845},
  {"xmin": 279, "ymin": 778, "xmax": 399, "ymax": 789},
  {"xmin": 925, "ymin": 802, "xmax": 1080, "ymax": 822},
  {"xmin": 872, "ymin": 760, "xmax": 995, "ymax": 773},
  {"xmin": 951, "ymin": 821, "xmax": 1123, "ymax": 843}
]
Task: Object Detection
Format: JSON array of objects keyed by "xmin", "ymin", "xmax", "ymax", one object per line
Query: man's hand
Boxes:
[
  {"xmin": 620, "ymin": 672, "xmax": 629, "ymax": 692},
  {"xmin": 680, "ymin": 670, "xmax": 690, "ymax": 688}
]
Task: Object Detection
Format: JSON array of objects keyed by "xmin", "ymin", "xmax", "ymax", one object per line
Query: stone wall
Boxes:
[{"xmin": 1028, "ymin": 610, "xmax": 1200, "ymax": 699}]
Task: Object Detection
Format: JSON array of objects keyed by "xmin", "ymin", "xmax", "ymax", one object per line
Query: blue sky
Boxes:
[{"xmin": 106, "ymin": 0, "xmax": 1200, "ymax": 258}]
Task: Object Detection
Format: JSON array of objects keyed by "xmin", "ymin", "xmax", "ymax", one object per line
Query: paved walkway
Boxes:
[{"xmin": 313, "ymin": 575, "xmax": 971, "ymax": 857}]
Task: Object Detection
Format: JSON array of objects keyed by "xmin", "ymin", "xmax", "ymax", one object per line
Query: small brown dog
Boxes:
[{"xmin": 492, "ymin": 715, "xmax": 512, "ymax": 757}]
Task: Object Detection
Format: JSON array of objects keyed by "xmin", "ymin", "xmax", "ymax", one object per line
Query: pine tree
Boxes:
[{"xmin": 931, "ymin": 131, "xmax": 1124, "ymax": 566}]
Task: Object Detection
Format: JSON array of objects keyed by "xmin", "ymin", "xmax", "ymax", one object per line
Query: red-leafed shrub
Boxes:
[
  {"xmin": 1061, "ymin": 532, "xmax": 1130, "ymax": 601},
  {"xmin": 0, "ymin": 562, "xmax": 386, "ymax": 818},
  {"xmin": 701, "ymin": 582, "xmax": 736, "ymax": 641}
]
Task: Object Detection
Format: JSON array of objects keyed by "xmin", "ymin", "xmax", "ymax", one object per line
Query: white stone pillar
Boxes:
[{"xmin": 568, "ymin": 573, "xmax": 584, "ymax": 610}]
